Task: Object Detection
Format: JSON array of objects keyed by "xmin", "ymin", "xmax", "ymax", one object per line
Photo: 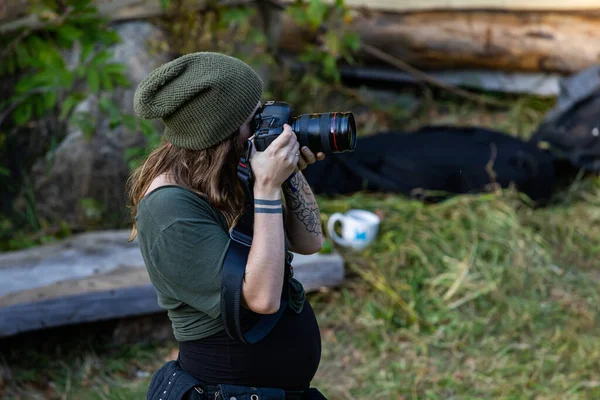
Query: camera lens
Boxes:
[{"xmin": 291, "ymin": 112, "xmax": 356, "ymax": 154}]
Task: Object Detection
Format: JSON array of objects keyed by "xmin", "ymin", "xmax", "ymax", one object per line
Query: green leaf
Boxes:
[
  {"xmin": 69, "ymin": 12, "xmax": 103, "ymax": 28},
  {"xmin": 99, "ymin": 70, "xmax": 113, "ymax": 91},
  {"xmin": 287, "ymin": 5, "xmax": 308, "ymax": 25},
  {"xmin": 86, "ymin": 69, "xmax": 100, "ymax": 93},
  {"xmin": 343, "ymin": 32, "xmax": 361, "ymax": 52},
  {"xmin": 29, "ymin": 70, "xmax": 58, "ymax": 89},
  {"xmin": 80, "ymin": 41, "xmax": 95, "ymax": 63},
  {"xmin": 72, "ymin": 113, "xmax": 95, "ymax": 138},
  {"xmin": 125, "ymin": 147, "xmax": 144, "ymax": 168},
  {"xmin": 322, "ymin": 55, "xmax": 339, "ymax": 82},
  {"xmin": 109, "ymin": 115, "xmax": 122, "ymax": 130},
  {"xmin": 45, "ymin": 52, "xmax": 65, "ymax": 70},
  {"xmin": 139, "ymin": 120, "xmax": 156, "ymax": 137},
  {"xmin": 104, "ymin": 64, "xmax": 128, "ymax": 88},
  {"xmin": 60, "ymin": 93, "xmax": 84, "ymax": 120},
  {"xmin": 35, "ymin": 44, "xmax": 64, "ymax": 69},
  {"xmin": 13, "ymin": 103, "xmax": 33, "ymax": 125},
  {"xmin": 75, "ymin": 65, "xmax": 86, "ymax": 79},
  {"xmin": 324, "ymin": 31, "xmax": 340, "ymax": 57},
  {"xmin": 96, "ymin": 29, "xmax": 120, "ymax": 46},
  {"xmin": 98, "ymin": 96, "xmax": 121, "ymax": 130},
  {"xmin": 43, "ymin": 92, "xmax": 57, "ymax": 109},
  {"xmin": 103, "ymin": 62, "xmax": 126, "ymax": 74},
  {"xmin": 123, "ymin": 115, "xmax": 138, "ymax": 132},
  {"xmin": 98, "ymin": 95, "xmax": 112, "ymax": 113},
  {"xmin": 57, "ymin": 69, "xmax": 75, "ymax": 88},
  {"xmin": 104, "ymin": 97, "xmax": 120, "ymax": 116},
  {"xmin": 32, "ymin": 95, "xmax": 47, "ymax": 118},
  {"xmin": 56, "ymin": 24, "xmax": 84, "ymax": 45},
  {"xmin": 14, "ymin": 78, "xmax": 36, "ymax": 94},
  {"xmin": 221, "ymin": 7, "xmax": 250, "ymax": 26},
  {"xmin": 14, "ymin": 44, "xmax": 30, "ymax": 68},
  {"xmin": 306, "ymin": 0, "xmax": 328, "ymax": 29},
  {"xmin": 71, "ymin": 0, "xmax": 94, "ymax": 10},
  {"xmin": 248, "ymin": 30, "xmax": 266, "ymax": 45},
  {"xmin": 90, "ymin": 49, "xmax": 113, "ymax": 66},
  {"xmin": 112, "ymin": 74, "xmax": 130, "ymax": 87},
  {"xmin": 25, "ymin": 35, "xmax": 46, "ymax": 54}
]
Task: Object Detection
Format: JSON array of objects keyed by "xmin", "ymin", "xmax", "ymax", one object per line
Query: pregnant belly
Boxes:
[{"xmin": 178, "ymin": 300, "xmax": 322, "ymax": 391}]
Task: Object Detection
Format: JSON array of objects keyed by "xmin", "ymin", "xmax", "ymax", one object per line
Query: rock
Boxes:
[{"xmin": 31, "ymin": 22, "xmax": 169, "ymax": 228}]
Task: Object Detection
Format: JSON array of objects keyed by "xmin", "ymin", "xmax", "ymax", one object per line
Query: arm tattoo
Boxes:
[
  {"xmin": 255, "ymin": 207, "xmax": 282, "ymax": 214},
  {"xmin": 285, "ymin": 174, "xmax": 322, "ymax": 235},
  {"xmin": 255, "ymin": 199, "xmax": 281, "ymax": 205},
  {"xmin": 254, "ymin": 198, "xmax": 282, "ymax": 214}
]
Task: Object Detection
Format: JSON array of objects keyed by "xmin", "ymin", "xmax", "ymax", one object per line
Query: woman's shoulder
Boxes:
[{"xmin": 138, "ymin": 185, "xmax": 223, "ymax": 230}]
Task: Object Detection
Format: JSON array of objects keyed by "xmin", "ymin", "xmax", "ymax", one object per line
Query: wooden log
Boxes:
[
  {"xmin": 0, "ymin": 284, "xmax": 162, "ymax": 337},
  {"xmin": 280, "ymin": 0, "xmax": 600, "ymax": 12},
  {"xmin": 0, "ymin": 230, "xmax": 345, "ymax": 337},
  {"xmin": 278, "ymin": 10, "xmax": 600, "ymax": 74}
]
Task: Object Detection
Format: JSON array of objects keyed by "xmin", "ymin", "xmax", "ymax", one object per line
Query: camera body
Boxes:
[
  {"xmin": 252, "ymin": 101, "xmax": 293, "ymax": 152},
  {"xmin": 237, "ymin": 101, "xmax": 355, "ymax": 199},
  {"xmin": 251, "ymin": 101, "xmax": 357, "ymax": 154}
]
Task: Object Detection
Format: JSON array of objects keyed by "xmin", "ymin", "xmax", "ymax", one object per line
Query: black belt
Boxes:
[{"xmin": 189, "ymin": 385, "xmax": 309, "ymax": 400}]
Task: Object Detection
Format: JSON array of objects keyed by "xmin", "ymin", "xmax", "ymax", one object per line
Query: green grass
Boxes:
[{"xmin": 2, "ymin": 92, "xmax": 600, "ymax": 399}]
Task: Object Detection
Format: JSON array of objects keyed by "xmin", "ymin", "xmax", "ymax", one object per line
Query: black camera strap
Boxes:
[
  {"xmin": 236, "ymin": 140, "xmax": 256, "ymax": 203},
  {"xmin": 220, "ymin": 140, "xmax": 290, "ymax": 344}
]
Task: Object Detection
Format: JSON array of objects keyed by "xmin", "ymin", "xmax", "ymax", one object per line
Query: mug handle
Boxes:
[{"xmin": 327, "ymin": 213, "xmax": 351, "ymax": 247}]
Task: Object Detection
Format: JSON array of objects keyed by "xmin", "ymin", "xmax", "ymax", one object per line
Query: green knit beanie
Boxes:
[{"xmin": 133, "ymin": 52, "xmax": 263, "ymax": 150}]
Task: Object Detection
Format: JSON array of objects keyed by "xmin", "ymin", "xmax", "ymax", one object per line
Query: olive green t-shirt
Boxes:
[{"xmin": 136, "ymin": 185, "xmax": 232, "ymax": 342}]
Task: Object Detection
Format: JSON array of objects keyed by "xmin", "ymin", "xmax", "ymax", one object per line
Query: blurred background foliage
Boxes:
[
  {"xmin": 0, "ymin": 0, "xmax": 156, "ymax": 250},
  {"xmin": 0, "ymin": 0, "xmax": 367, "ymax": 251}
]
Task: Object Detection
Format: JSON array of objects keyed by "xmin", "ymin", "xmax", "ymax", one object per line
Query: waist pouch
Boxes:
[{"xmin": 147, "ymin": 360, "xmax": 327, "ymax": 400}]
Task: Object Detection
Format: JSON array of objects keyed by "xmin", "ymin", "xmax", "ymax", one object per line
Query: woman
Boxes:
[{"xmin": 128, "ymin": 52, "xmax": 327, "ymax": 399}]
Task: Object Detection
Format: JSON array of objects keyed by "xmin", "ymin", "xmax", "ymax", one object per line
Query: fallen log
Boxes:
[
  {"xmin": 281, "ymin": 0, "xmax": 600, "ymax": 12},
  {"xmin": 278, "ymin": 10, "xmax": 600, "ymax": 74},
  {"xmin": 0, "ymin": 230, "xmax": 345, "ymax": 337}
]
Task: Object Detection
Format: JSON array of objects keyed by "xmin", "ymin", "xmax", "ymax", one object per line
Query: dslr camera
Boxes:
[{"xmin": 252, "ymin": 101, "xmax": 357, "ymax": 154}]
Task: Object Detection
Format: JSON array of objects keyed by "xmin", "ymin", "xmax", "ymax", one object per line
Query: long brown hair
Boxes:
[{"xmin": 127, "ymin": 133, "xmax": 245, "ymax": 239}]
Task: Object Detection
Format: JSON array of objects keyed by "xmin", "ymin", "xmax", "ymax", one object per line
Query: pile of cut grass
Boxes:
[{"xmin": 311, "ymin": 181, "xmax": 600, "ymax": 399}]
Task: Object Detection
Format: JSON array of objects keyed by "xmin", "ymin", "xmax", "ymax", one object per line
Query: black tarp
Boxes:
[{"xmin": 303, "ymin": 126, "xmax": 556, "ymax": 203}]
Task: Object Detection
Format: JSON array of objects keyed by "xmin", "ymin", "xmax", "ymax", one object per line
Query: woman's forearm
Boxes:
[
  {"xmin": 242, "ymin": 184, "xmax": 286, "ymax": 314},
  {"xmin": 283, "ymin": 172, "xmax": 323, "ymax": 254}
]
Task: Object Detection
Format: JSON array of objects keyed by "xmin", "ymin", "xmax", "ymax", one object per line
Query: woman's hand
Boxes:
[
  {"xmin": 295, "ymin": 146, "xmax": 326, "ymax": 172},
  {"xmin": 250, "ymin": 124, "xmax": 300, "ymax": 190}
]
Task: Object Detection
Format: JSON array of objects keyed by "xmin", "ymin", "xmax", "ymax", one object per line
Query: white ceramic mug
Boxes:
[{"xmin": 327, "ymin": 209, "xmax": 380, "ymax": 250}]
